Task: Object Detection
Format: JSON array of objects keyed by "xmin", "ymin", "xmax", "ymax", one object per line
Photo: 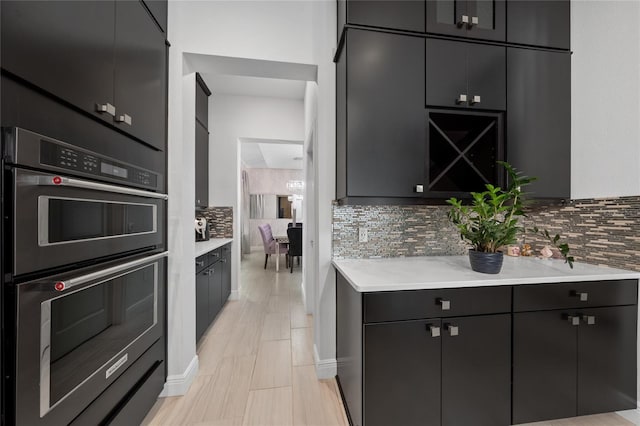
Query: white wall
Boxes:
[
  {"xmin": 571, "ymin": 1, "xmax": 640, "ymax": 199},
  {"xmin": 166, "ymin": 0, "xmax": 335, "ymax": 393}
]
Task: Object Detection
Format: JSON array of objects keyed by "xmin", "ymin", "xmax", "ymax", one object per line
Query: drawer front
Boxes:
[
  {"xmin": 209, "ymin": 248, "xmax": 221, "ymax": 264},
  {"xmin": 364, "ymin": 286, "xmax": 511, "ymax": 323},
  {"xmin": 196, "ymin": 254, "xmax": 208, "ymax": 273},
  {"xmin": 513, "ymin": 280, "xmax": 638, "ymax": 312}
]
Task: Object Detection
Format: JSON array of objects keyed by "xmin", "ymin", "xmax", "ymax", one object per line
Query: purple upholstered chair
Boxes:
[{"xmin": 258, "ymin": 224, "xmax": 288, "ymax": 269}]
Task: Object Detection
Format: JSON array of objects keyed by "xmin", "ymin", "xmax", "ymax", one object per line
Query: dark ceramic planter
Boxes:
[{"xmin": 468, "ymin": 250, "xmax": 504, "ymax": 274}]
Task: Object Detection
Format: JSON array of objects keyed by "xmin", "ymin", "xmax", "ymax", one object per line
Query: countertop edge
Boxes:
[{"xmin": 195, "ymin": 238, "xmax": 233, "ymax": 257}]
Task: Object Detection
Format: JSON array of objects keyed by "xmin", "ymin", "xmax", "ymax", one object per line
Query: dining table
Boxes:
[{"xmin": 274, "ymin": 236, "xmax": 289, "ymax": 272}]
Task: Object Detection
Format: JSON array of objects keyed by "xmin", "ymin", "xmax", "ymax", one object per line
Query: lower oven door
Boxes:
[
  {"xmin": 15, "ymin": 251, "xmax": 167, "ymax": 425},
  {"xmin": 13, "ymin": 167, "xmax": 167, "ymax": 276}
]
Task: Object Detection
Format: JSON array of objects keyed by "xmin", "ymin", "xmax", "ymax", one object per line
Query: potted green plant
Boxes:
[{"xmin": 446, "ymin": 162, "xmax": 534, "ymax": 274}]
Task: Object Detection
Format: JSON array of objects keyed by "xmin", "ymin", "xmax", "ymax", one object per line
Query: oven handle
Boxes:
[
  {"xmin": 36, "ymin": 174, "xmax": 169, "ymax": 200},
  {"xmin": 54, "ymin": 251, "xmax": 169, "ymax": 292}
]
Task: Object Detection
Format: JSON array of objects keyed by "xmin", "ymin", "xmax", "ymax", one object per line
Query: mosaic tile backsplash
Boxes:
[
  {"xmin": 198, "ymin": 207, "xmax": 233, "ymax": 238},
  {"xmin": 332, "ymin": 197, "xmax": 640, "ymax": 272}
]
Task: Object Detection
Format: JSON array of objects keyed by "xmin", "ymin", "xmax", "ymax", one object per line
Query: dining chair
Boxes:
[
  {"xmin": 286, "ymin": 226, "xmax": 302, "ymax": 273},
  {"xmin": 258, "ymin": 224, "xmax": 287, "ymax": 269}
]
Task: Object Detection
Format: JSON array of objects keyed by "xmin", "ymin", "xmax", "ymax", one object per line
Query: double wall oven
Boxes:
[{"xmin": 2, "ymin": 128, "xmax": 168, "ymax": 425}]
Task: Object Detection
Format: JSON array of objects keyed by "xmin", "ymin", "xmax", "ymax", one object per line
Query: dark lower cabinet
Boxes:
[
  {"xmin": 513, "ymin": 305, "xmax": 638, "ymax": 424},
  {"xmin": 195, "ymin": 265, "xmax": 210, "ymax": 343},
  {"xmin": 221, "ymin": 245, "xmax": 232, "ymax": 302},
  {"xmin": 208, "ymin": 263, "xmax": 223, "ymax": 323},
  {"xmin": 195, "ymin": 244, "xmax": 232, "ymax": 344},
  {"xmin": 507, "ymin": 47, "xmax": 570, "ymax": 199},
  {"xmin": 364, "ymin": 320, "xmax": 441, "ymax": 426}
]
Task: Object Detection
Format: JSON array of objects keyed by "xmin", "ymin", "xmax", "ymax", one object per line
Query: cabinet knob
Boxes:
[
  {"xmin": 414, "ymin": 184, "xmax": 424, "ymax": 193},
  {"xmin": 437, "ymin": 298, "xmax": 451, "ymax": 310},
  {"xmin": 96, "ymin": 102, "xmax": 116, "ymax": 116},
  {"xmin": 567, "ymin": 315, "xmax": 581, "ymax": 326},
  {"xmin": 571, "ymin": 291, "xmax": 588, "ymax": 301},
  {"xmin": 196, "ymin": 260, "xmax": 205, "ymax": 267},
  {"xmin": 458, "ymin": 15, "xmax": 469, "ymax": 27},
  {"xmin": 445, "ymin": 324, "xmax": 459, "ymax": 336},
  {"xmin": 427, "ymin": 324, "xmax": 441, "ymax": 338},
  {"xmin": 582, "ymin": 315, "xmax": 596, "ymax": 325},
  {"xmin": 456, "ymin": 94, "xmax": 468, "ymax": 105},
  {"xmin": 469, "ymin": 16, "xmax": 479, "ymax": 28},
  {"xmin": 470, "ymin": 95, "xmax": 481, "ymax": 105},
  {"xmin": 115, "ymin": 113, "xmax": 132, "ymax": 126}
]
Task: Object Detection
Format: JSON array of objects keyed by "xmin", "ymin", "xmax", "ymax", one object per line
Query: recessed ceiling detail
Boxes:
[{"xmin": 241, "ymin": 139, "xmax": 304, "ymax": 170}]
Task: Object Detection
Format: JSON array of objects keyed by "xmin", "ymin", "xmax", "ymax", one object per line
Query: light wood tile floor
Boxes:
[
  {"xmin": 143, "ymin": 252, "xmax": 349, "ymax": 426},
  {"xmin": 143, "ymin": 252, "xmax": 638, "ymax": 426}
]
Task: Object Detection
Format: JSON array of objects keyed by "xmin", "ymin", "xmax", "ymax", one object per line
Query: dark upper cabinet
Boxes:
[
  {"xmin": 195, "ymin": 122, "xmax": 209, "ymax": 208},
  {"xmin": 513, "ymin": 306, "xmax": 637, "ymax": 424},
  {"xmin": 341, "ymin": 0, "xmax": 425, "ymax": 33},
  {"xmin": 337, "ymin": 29, "xmax": 425, "ymax": 199},
  {"xmin": 427, "ymin": 39, "xmax": 505, "ymax": 111},
  {"xmin": 364, "ymin": 320, "xmax": 441, "ymax": 426},
  {"xmin": 196, "ymin": 74, "xmax": 211, "ymax": 128},
  {"xmin": 426, "ymin": 0, "xmax": 505, "ymax": 42},
  {"xmin": 507, "ymin": 47, "xmax": 570, "ymax": 199},
  {"xmin": 1, "ymin": 1, "xmax": 116, "ymax": 121},
  {"xmin": 142, "ymin": 0, "xmax": 168, "ymax": 33},
  {"xmin": 114, "ymin": 0, "xmax": 167, "ymax": 150},
  {"xmin": 0, "ymin": 1, "xmax": 167, "ymax": 151},
  {"xmin": 507, "ymin": 0, "xmax": 570, "ymax": 49}
]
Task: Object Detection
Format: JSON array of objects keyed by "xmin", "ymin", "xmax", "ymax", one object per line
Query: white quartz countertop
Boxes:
[
  {"xmin": 332, "ymin": 255, "xmax": 640, "ymax": 292},
  {"xmin": 195, "ymin": 238, "xmax": 233, "ymax": 257}
]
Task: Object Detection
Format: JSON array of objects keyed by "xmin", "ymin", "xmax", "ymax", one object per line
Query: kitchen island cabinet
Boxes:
[{"xmin": 334, "ymin": 256, "xmax": 639, "ymax": 426}]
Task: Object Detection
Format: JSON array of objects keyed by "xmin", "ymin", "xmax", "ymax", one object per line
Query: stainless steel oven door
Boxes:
[
  {"xmin": 15, "ymin": 251, "xmax": 167, "ymax": 425},
  {"xmin": 13, "ymin": 168, "xmax": 167, "ymax": 276}
]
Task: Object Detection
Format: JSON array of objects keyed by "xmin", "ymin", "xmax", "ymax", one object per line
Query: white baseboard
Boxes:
[
  {"xmin": 314, "ymin": 344, "xmax": 337, "ymax": 379},
  {"xmin": 160, "ymin": 355, "xmax": 199, "ymax": 397},
  {"xmin": 230, "ymin": 289, "xmax": 240, "ymax": 300}
]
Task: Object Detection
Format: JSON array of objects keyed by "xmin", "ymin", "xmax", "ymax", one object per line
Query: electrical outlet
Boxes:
[{"xmin": 359, "ymin": 227, "xmax": 368, "ymax": 243}]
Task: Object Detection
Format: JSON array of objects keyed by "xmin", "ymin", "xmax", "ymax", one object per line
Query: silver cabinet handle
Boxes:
[
  {"xmin": 471, "ymin": 95, "xmax": 481, "ymax": 105},
  {"xmin": 31, "ymin": 173, "xmax": 168, "ymax": 200},
  {"xmin": 415, "ymin": 184, "xmax": 424, "ymax": 193},
  {"xmin": 53, "ymin": 251, "xmax": 168, "ymax": 291},
  {"xmin": 456, "ymin": 94, "xmax": 468, "ymax": 104},
  {"xmin": 582, "ymin": 315, "xmax": 596, "ymax": 325},
  {"xmin": 469, "ymin": 16, "xmax": 479, "ymax": 27},
  {"xmin": 115, "ymin": 114, "xmax": 132, "ymax": 126},
  {"xmin": 445, "ymin": 324, "xmax": 459, "ymax": 336},
  {"xmin": 458, "ymin": 15, "xmax": 469, "ymax": 27},
  {"xmin": 222, "ymin": 259, "xmax": 227, "ymax": 263},
  {"xmin": 427, "ymin": 324, "xmax": 441, "ymax": 338},
  {"xmin": 567, "ymin": 315, "xmax": 581, "ymax": 326},
  {"xmin": 96, "ymin": 102, "xmax": 116, "ymax": 116},
  {"xmin": 437, "ymin": 298, "xmax": 451, "ymax": 310},
  {"xmin": 571, "ymin": 291, "xmax": 588, "ymax": 301},
  {"xmin": 196, "ymin": 261, "xmax": 205, "ymax": 267}
]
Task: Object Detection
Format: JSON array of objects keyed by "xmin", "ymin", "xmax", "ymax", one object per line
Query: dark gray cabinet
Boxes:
[
  {"xmin": 339, "ymin": 0, "xmax": 425, "ymax": 33},
  {"xmin": 426, "ymin": 0, "xmax": 505, "ymax": 41},
  {"xmin": 0, "ymin": 1, "xmax": 167, "ymax": 151},
  {"xmin": 142, "ymin": 0, "xmax": 168, "ymax": 33},
  {"xmin": 195, "ymin": 244, "xmax": 232, "ymax": 344},
  {"xmin": 507, "ymin": 47, "xmax": 570, "ymax": 199},
  {"xmin": 336, "ymin": 29, "xmax": 425, "ymax": 199},
  {"xmin": 507, "ymin": 0, "xmax": 570, "ymax": 49},
  {"xmin": 195, "ymin": 74, "xmax": 211, "ymax": 208},
  {"xmin": 426, "ymin": 39, "xmax": 505, "ymax": 111}
]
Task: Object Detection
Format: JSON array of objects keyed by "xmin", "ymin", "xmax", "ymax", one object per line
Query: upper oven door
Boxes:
[{"xmin": 13, "ymin": 168, "xmax": 167, "ymax": 276}]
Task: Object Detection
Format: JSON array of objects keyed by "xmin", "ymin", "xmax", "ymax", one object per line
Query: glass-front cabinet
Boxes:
[{"xmin": 426, "ymin": 0, "xmax": 505, "ymax": 41}]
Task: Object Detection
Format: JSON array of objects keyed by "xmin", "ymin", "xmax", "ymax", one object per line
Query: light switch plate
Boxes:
[{"xmin": 359, "ymin": 227, "xmax": 368, "ymax": 243}]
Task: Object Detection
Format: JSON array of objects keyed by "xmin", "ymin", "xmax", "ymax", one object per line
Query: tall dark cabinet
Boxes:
[
  {"xmin": 195, "ymin": 73, "xmax": 211, "ymax": 208},
  {"xmin": 336, "ymin": 0, "xmax": 571, "ymax": 203}
]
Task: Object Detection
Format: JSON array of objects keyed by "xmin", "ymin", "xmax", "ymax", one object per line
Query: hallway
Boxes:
[{"xmin": 145, "ymin": 252, "xmax": 348, "ymax": 425}]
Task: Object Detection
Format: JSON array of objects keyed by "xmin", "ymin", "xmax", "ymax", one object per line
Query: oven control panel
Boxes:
[{"xmin": 40, "ymin": 140, "xmax": 158, "ymax": 190}]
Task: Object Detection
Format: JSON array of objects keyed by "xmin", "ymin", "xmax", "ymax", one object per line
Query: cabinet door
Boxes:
[
  {"xmin": 513, "ymin": 311, "xmax": 578, "ymax": 424},
  {"xmin": 578, "ymin": 306, "xmax": 637, "ymax": 415},
  {"xmin": 221, "ymin": 246, "xmax": 232, "ymax": 303},
  {"xmin": 507, "ymin": 48, "xmax": 570, "ymax": 198},
  {"xmin": 114, "ymin": 0, "xmax": 167, "ymax": 150},
  {"xmin": 441, "ymin": 314, "xmax": 511, "ymax": 426},
  {"xmin": 347, "ymin": 30, "xmax": 425, "ymax": 198},
  {"xmin": 208, "ymin": 262, "xmax": 223, "ymax": 322},
  {"xmin": 426, "ymin": 0, "xmax": 505, "ymax": 41},
  {"xmin": 426, "ymin": 0, "xmax": 468, "ymax": 38},
  {"xmin": 426, "ymin": 39, "xmax": 467, "ymax": 109},
  {"xmin": 1, "ymin": 1, "xmax": 115, "ymax": 121},
  {"xmin": 467, "ymin": 44, "xmax": 505, "ymax": 111},
  {"xmin": 196, "ymin": 269, "xmax": 209, "ymax": 343},
  {"xmin": 364, "ymin": 320, "xmax": 441, "ymax": 426},
  {"xmin": 195, "ymin": 121, "xmax": 209, "ymax": 208},
  {"xmin": 347, "ymin": 0, "xmax": 425, "ymax": 32},
  {"xmin": 142, "ymin": 0, "xmax": 168, "ymax": 33},
  {"xmin": 507, "ymin": 0, "xmax": 570, "ymax": 49},
  {"xmin": 196, "ymin": 76, "xmax": 209, "ymax": 128}
]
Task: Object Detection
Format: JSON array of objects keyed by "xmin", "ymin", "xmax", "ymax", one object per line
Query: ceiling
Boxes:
[
  {"xmin": 201, "ymin": 73, "xmax": 306, "ymax": 100},
  {"xmin": 241, "ymin": 139, "xmax": 304, "ymax": 170}
]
